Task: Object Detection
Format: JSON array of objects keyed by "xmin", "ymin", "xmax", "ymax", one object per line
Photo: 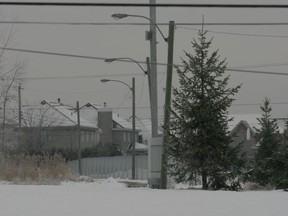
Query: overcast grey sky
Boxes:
[{"xmin": 1, "ymin": 0, "xmax": 288, "ymax": 122}]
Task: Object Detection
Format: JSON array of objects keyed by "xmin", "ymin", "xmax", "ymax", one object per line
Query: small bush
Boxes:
[{"xmin": 0, "ymin": 153, "xmax": 71, "ymax": 184}]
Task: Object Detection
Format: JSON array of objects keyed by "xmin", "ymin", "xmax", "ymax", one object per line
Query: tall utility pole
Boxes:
[
  {"xmin": 149, "ymin": 0, "xmax": 159, "ymax": 138},
  {"xmin": 160, "ymin": 21, "xmax": 175, "ymax": 189},
  {"xmin": 76, "ymin": 101, "xmax": 82, "ymax": 175}
]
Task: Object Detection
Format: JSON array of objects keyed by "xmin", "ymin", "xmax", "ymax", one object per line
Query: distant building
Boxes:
[
  {"xmin": 228, "ymin": 114, "xmax": 286, "ymax": 159},
  {"xmin": 80, "ymin": 103, "xmax": 145, "ymax": 155},
  {"xmin": 19, "ymin": 100, "xmax": 101, "ymax": 152}
]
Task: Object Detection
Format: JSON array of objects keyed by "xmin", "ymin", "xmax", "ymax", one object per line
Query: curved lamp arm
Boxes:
[
  {"xmin": 104, "ymin": 57, "xmax": 147, "ymax": 75},
  {"xmin": 111, "ymin": 13, "xmax": 167, "ymax": 42},
  {"xmin": 100, "ymin": 78, "xmax": 132, "ymax": 91}
]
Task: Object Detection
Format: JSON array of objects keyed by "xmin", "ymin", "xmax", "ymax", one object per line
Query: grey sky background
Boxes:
[{"xmin": 1, "ymin": 0, "xmax": 288, "ymax": 122}]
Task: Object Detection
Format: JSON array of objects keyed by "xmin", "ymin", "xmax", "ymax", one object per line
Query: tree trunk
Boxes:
[{"xmin": 202, "ymin": 171, "xmax": 208, "ymax": 190}]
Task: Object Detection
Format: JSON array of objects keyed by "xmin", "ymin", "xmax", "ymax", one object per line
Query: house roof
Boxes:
[
  {"xmin": 112, "ymin": 113, "xmax": 133, "ymax": 129},
  {"xmin": 229, "ymin": 120, "xmax": 256, "ymax": 137},
  {"xmin": 21, "ymin": 100, "xmax": 98, "ymax": 128},
  {"xmin": 83, "ymin": 102, "xmax": 135, "ymax": 130},
  {"xmin": 135, "ymin": 118, "xmax": 152, "ymax": 141},
  {"xmin": 135, "ymin": 117, "xmax": 163, "ymax": 141},
  {"xmin": 228, "ymin": 114, "xmax": 286, "ymax": 134},
  {"xmin": 79, "ymin": 107, "xmax": 99, "ymax": 126},
  {"xmin": 228, "ymin": 114, "xmax": 261, "ymax": 132}
]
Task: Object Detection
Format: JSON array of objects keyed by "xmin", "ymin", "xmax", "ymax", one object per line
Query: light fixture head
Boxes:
[
  {"xmin": 104, "ymin": 58, "xmax": 116, "ymax": 63},
  {"xmin": 100, "ymin": 79, "xmax": 110, "ymax": 83},
  {"xmin": 111, "ymin": 13, "xmax": 128, "ymax": 20}
]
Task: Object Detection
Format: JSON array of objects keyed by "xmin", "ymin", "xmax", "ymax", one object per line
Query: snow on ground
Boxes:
[{"xmin": 0, "ymin": 178, "xmax": 288, "ymax": 216}]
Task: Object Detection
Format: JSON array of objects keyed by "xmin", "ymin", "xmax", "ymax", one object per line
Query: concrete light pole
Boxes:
[{"xmin": 101, "ymin": 78, "xmax": 136, "ymax": 180}]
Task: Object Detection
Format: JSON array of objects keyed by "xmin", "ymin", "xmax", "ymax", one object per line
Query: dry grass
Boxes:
[{"xmin": 0, "ymin": 154, "xmax": 71, "ymax": 184}]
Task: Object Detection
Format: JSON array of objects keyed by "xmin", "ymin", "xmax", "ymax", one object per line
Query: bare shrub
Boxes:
[
  {"xmin": 39, "ymin": 154, "xmax": 70, "ymax": 181},
  {"xmin": 0, "ymin": 153, "xmax": 71, "ymax": 184}
]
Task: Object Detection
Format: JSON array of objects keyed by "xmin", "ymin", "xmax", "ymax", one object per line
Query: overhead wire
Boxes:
[
  {"xmin": 115, "ymin": 90, "xmax": 131, "ymax": 113},
  {"xmin": 1, "ymin": 21, "xmax": 288, "ymax": 26},
  {"xmin": 0, "ymin": 2, "xmax": 288, "ymax": 8},
  {"xmin": 1, "ymin": 47, "xmax": 288, "ymax": 78},
  {"xmin": 15, "ymin": 101, "xmax": 288, "ymax": 111},
  {"xmin": 230, "ymin": 62, "xmax": 288, "ymax": 69},
  {"xmin": 24, "ymin": 87, "xmax": 99, "ymax": 94},
  {"xmin": 176, "ymin": 26, "xmax": 288, "ymax": 38},
  {"xmin": 21, "ymin": 73, "xmax": 145, "ymax": 80}
]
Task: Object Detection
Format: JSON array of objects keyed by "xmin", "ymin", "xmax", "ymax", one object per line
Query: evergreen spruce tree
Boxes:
[
  {"xmin": 271, "ymin": 144, "xmax": 288, "ymax": 190},
  {"xmin": 167, "ymin": 30, "xmax": 246, "ymax": 190},
  {"xmin": 253, "ymin": 98, "xmax": 281, "ymax": 186},
  {"xmin": 271, "ymin": 120, "xmax": 288, "ymax": 190}
]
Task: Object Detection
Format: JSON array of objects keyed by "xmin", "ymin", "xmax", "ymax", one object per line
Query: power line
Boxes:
[
  {"xmin": 230, "ymin": 62, "xmax": 288, "ymax": 69},
  {"xmin": 5, "ymin": 100, "xmax": 288, "ymax": 112},
  {"xmin": 225, "ymin": 68, "xmax": 288, "ymax": 76},
  {"xmin": 22, "ymin": 73, "xmax": 145, "ymax": 80},
  {"xmin": 93, "ymin": 58, "xmax": 288, "ymax": 77},
  {"xmin": 91, "ymin": 101, "xmax": 288, "ymax": 110},
  {"xmin": 0, "ymin": 47, "xmax": 108, "ymax": 61},
  {"xmin": 1, "ymin": 21, "xmax": 288, "ymax": 26},
  {"xmin": 232, "ymin": 102, "xmax": 288, "ymax": 106},
  {"xmin": 1, "ymin": 46, "xmax": 288, "ymax": 78},
  {"xmin": 177, "ymin": 26, "xmax": 288, "ymax": 38},
  {"xmin": 24, "ymin": 87, "xmax": 99, "ymax": 94},
  {"xmin": 0, "ymin": 2, "xmax": 288, "ymax": 8}
]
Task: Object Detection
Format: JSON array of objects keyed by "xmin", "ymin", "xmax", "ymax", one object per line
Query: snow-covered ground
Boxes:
[{"xmin": 0, "ymin": 178, "xmax": 287, "ymax": 216}]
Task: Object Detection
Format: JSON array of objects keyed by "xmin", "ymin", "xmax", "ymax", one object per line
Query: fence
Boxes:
[{"xmin": 68, "ymin": 155, "xmax": 148, "ymax": 180}]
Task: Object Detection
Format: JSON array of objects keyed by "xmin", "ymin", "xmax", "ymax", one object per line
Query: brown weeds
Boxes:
[{"xmin": 0, "ymin": 154, "xmax": 71, "ymax": 184}]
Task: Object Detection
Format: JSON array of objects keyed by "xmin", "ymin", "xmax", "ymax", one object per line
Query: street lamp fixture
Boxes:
[
  {"xmin": 111, "ymin": 13, "xmax": 128, "ymax": 20},
  {"xmin": 100, "ymin": 78, "xmax": 136, "ymax": 180},
  {"xmin": 104, "ymin": 57, "xmax": 158, "ymax": 139},
  {"xmin": 100, "ymin": 78, "xmax": 132, "ymax": 91},
  {"xmin": 100, "ymin": 79, "xmax": 110, "ymax": 83},
  {"xmin": 104, "ymin": 58, "xmax": 147, "ymax": 75},
  {"xmin": 104, "ymin": 58, "xmax": 115, "ymax": 63},
  {"xmin": 111, "ymin": 13, "xmax": 168, "ymax": 42}
]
